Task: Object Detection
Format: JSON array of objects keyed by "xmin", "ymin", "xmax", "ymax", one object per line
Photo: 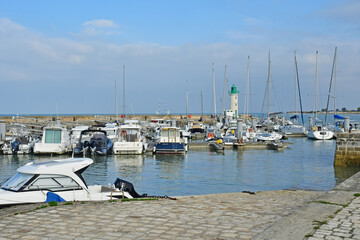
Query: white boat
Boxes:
[
  {"xmin": 308, "ymin": 125, "xmax": 334, "ymax": 140},
  {"xmin": 33, "ymin": 125, "xmax": 71, "ymax": 155},
  {"xmin": 113, "ymin": 123, "xmax": 147, "ymax": 155},
  {"xmin": 1, "ymin": 135, "xmax": 38, "ymax": 155},
  {"xmin": 101, "ymin": 123, "xmax": 119, "ymax": 143},
  {"xmin": 70, "ymin": 125, "xmax": 89, "ymax": 146},
  {"xmin": 154, "ymin": 127, "xmax": 187, "ymax": 154},
  {"xmin": 256, "ymin": 132, "xmax": 283, "ymax": 142},
  {"xmin": 0, "ymin": 158, "xmax": 139, "ymax": 207}
]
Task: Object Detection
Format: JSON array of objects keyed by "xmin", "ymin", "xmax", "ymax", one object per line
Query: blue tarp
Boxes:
[
  {"xmin": 46, "ymin": 192, "xmax": 66, "ymax": 203},
  {"xmin": 334, "ymin": 114, "xmax": 345, "ymax": 120}
]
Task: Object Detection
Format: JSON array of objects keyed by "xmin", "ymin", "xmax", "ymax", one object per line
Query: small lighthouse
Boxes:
[
  {"xmin": 229, "ymin": 84, "xmax": 239, "ymax": 118},
  {"xmin": 224, "ymin": 84, "xmax": 239, "ymax": 119}
]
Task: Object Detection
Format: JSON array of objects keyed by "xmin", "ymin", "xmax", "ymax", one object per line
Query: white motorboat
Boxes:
[
  {"xmin": 70, "ymin": 125, "xmax": 89, "ymax": 146},
  {"xmin": 1, "ymin": 135, "xmax": 39, "ymax": 155},
  {"xmin": 256, "ymin": 131, "xmax": 283, "ymax": 142},
  {"xmin": 33, "ymin": 125, "xmax": 71, "ymax": 155},
  {"xmin": 0, "ymin": 158, "xmax": 140, "ymax": 207},
  {"xmin": 154, "ymin": 127, "xmax": 187, "ymax": 154},
  {"xmin": 113, "ymin": 123, "xmax": 147, "ymax": 155}
]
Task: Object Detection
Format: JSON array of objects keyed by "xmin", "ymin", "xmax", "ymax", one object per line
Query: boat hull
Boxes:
[{"xmin": 155, "ymin": 142, "xmax": 186, "ymax": 154}]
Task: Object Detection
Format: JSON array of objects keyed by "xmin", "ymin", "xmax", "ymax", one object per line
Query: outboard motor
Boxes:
[
  {"xmin": 114, "ymin": 178, "xmax": 143, "ymax": 198},
  {"xmin": 11, "ymin": 140, "xmax": 20, "ymax": 153}
]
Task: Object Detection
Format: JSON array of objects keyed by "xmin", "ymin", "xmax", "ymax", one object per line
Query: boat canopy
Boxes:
[
  {"xmin": 334, "ymin": 114, "xmax": 345, "ymax": 120},
  {"xmin": 290, "ymin": 115, "xmax": 298, "ymax": 120}
]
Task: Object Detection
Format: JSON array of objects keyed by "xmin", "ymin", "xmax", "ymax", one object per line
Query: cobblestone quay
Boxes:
[
  {"xmin": 2, "ymin": 170, "xmax": 360, "ymax": 240},
  {"xmin": 0, "ymin": 190, "xmax": 318, "ymax": 240}
]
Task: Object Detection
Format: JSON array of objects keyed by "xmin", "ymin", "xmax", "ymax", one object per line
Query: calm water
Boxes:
[{"xmin": 1, "ymin": 137, "xmax": 359, "ymax": 196}]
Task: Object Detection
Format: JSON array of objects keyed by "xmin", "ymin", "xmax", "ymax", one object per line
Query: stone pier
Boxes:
[{"xmin": 335, "ymin": 133, "xmax": 360, "ymax": 166}]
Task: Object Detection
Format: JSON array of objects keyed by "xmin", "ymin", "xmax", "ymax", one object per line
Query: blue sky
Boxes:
[{"xmin": 0, "ymin": 0, "xmax": 359, "ymax": 115}]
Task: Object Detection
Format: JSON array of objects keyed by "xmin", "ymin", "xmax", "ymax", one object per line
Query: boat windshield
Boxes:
[{"xmin": 1, "ymin": 173, "xmax": 34, "ymax": 191}]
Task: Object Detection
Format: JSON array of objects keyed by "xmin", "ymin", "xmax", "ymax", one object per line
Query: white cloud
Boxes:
[{"xmin": 82, "ymin": 19, "xmax": 118, "ymax": 28}]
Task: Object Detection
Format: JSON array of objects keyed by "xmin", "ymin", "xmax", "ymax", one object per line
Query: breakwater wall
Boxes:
[{"xmin": 334, "ymin": 133, "xmax": 360, "ymax": 166}]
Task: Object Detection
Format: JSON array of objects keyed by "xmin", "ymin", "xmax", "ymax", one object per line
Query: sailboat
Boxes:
[
  {"xmin": 308, "ymin": 50, "xmax": 334, "ymax": 140},
  {"xmin": 280, "ymin": 51, "xmax": 307, "ymax": 137}
]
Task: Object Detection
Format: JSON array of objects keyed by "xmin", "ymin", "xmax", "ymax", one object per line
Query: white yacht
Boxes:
[
  {"xmin": 113, "ymin": 122, "xmax": 147, "ymax": 155},
  {"xmin": 1, "ymin": 135, "xmax": 38, "ymax": 155},
  {"xmin": 308, "ymin": 125, "xmax": 334, "ymax": 140},
  {"xmin": 33, "ymin": 125, "xmax": 71, "ymax": 155},
  {"xmin": 0, "ymin": 158, "xmax": 138, "ymax": 207}
]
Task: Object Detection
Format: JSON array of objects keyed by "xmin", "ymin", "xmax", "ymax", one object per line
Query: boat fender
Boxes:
[
  {"xmin": 121, "ymin": 130, "xmax": 127, "ymax": 137},
  {"xmin": 46, "ymin": 192, "xmax": 66, "ymax": 203}
]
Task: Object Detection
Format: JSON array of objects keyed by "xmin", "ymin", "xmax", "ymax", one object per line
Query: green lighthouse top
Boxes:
[{"xmin": 230, "ymin": 84, "xmax": 238, "ymax": 94}]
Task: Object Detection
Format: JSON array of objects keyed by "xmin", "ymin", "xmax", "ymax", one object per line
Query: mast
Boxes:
[
  {"xmin": 267, "ymin": 51, "xmax": 271, "ymax": 119},
  {"xmin": 243, "ymin": 56, "xmax": 250, "ymax": 117},
  {"xmin": 294, "ymin": 52, "xmax": 298, "ymax": 117},
  {"xmin": 260, "ymin": 51, "xmax": 271, "ymax": 122},
  {"xmin": 186, "ymin": 80, "xmax": 189, "ymax": 120},
  {"xmin": 115, "ymin": 80, "xmax": 118, "ymax": 123},
  {"xmin": 334, "ymin": 49, "xmax": 337, "ymax": 118},
  {"xmin": 212, "ymin": 63, "xmax": 217, "ymax": 118},
  {"xmin": 123, "ymin": 65, "xmax": 125, "ymax": 118},
  {"xmin": 313, "ymin": 50, "xmax": 319, "ymax": 120},
  {"xmin": 294, "ymin": 51, "xmax": 304, "ymax": 125},
  {"xmin": 201, "ymin": 89, "xmax": 204, "ymax": 118},
  {"xmin": 325, "ymin": 47, "xmax": 337, "ymax": 124},
  {"xmin": 222, "ymin": 65, "xmax": 227, "ymax": 120}
]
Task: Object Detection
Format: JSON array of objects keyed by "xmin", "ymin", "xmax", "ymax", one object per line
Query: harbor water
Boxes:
[{"xmin": 0, "ymin": 137, "xmax": 359, "ymax": 197}]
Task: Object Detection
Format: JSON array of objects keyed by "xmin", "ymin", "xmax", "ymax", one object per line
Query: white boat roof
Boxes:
[
  {"xmin": 71, "ymin": 125, "xmax": 89, "ymax": 131},
  {"xmin": 124, "ymin": 119, "xmax": 140, "ymax": 124},
  {"xmin": 17, "ymin": 158, "xmax": 93, "ymax": 175}
]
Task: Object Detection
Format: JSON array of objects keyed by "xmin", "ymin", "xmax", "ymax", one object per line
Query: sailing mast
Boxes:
[
  {"xmin": 294, "ymin": 51, "xmax": 304, "ymax": 125},
  {"xmin": 115, "ymin": 80, "xmax": 118, "ymax": 123},
  {"xmin": 186, "ymin": 80, "xmax": 189, "ymax": 120},
  {"xmin": 243, "ymin": 56, "xmax": 250, "ymax": 118},
  {"xmin": 200, "ymin": 89, "xmax": 204, "ymax": 119},
  {"xmin": 261, "ymin": 51, "xmax": 271, "ymax": 122},
  {"xmin": 313, "ymin": 50, "xmax": 319, "ymax": 120},
  {"xmin": 222, "ymin": 66, "xmax": 227, "ymax": 121},
  {"xmin": 212, "ymin": 63, "xmax": 217, "ymax": 118},
  {"xmin": 325, "ymin": 47, "xmax": 337, "ymax": 124},
  {"xmin": 123, "ymin": 65, "xmax": 125, "ymax": 118}
]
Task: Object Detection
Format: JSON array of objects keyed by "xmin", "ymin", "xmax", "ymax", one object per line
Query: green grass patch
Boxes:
[
  {"xmin": 305, "ymin": 233, "xmax": 313, "ymax": 238},
  {"xmin": 354, "ymin": 193, "xmax": 360, "ymax": 197},
  {"xmin": 63, "ymin": 202, "xmax": 73, "ymax": 205},
  {"xmin": 81, "ymin": 201, "xmax": 86, "ymax": 204},
  {"xmin": 48, "ymin": 201, "xmax": 58, "ymax": 207},
  {"xmin": 14, "ymin": 212, "xmax": 19, "ymax": 215},
  {"xmin": 121, "ymin": 198, "xmax": 158, "ymax": 202},
  {"xmin": 35, "ymin": 205, "xmax": 48, "ymax": 210},
  {"xmin": 109, "ymin": 199, "xmax": 118, "ymax": 202},
  {"xmin": 312, "ymin": 200, "xmax": 347, "ymax": 207},
  {"xmin": 334, "ymin": 209, "xmax": 342, "ymax": 214}
]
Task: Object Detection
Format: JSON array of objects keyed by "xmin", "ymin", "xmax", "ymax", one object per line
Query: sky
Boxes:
[{"xmin": 0, "ymin": 0, "xmax": 359, "ymax": 115}]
